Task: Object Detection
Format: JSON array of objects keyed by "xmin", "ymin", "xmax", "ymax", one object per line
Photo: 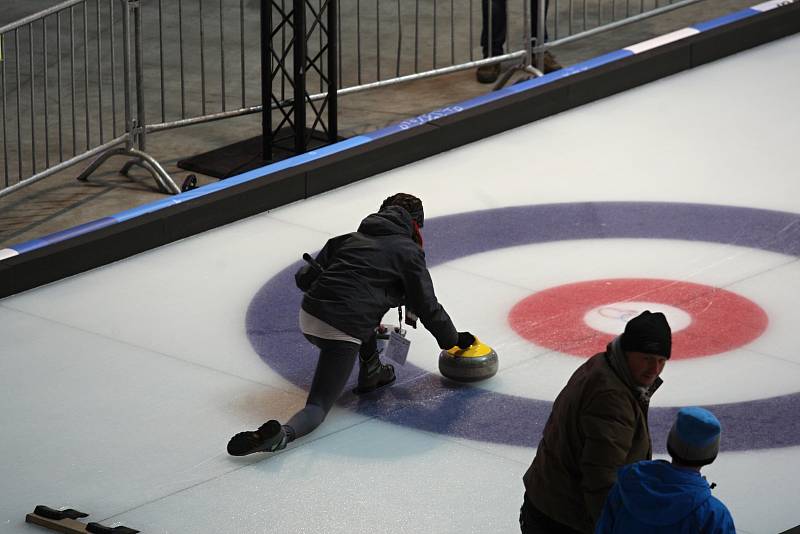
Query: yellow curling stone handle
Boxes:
[{"xmin": 446, "ymin": 338, "xmax": 493, "ymax": 358}]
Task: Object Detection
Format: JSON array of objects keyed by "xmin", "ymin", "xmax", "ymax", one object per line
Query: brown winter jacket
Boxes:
[{"xmin": 522, "ymin": 337, "xmax": 661, "ymax": 533}]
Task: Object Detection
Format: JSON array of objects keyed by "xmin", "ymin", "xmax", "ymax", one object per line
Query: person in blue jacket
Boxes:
[{"xmin": 596, "ymin": 406, "xmax": 735, "ymax": 533}]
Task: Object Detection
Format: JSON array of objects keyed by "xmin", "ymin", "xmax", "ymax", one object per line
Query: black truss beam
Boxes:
[{"xmin": 261, "ymin": 0, "xmax": 338, "ymax": 161}]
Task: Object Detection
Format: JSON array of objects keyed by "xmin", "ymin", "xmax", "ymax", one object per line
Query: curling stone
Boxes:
[{"xmin": 438, "ymin": 338, "xmax": 498, "ymax": 382}]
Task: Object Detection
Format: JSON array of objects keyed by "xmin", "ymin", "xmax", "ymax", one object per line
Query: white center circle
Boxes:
[
  {"xmin": 424, "ymin": 239, "xmax": 798, "ymax": 406},
  {"xmin": 583, "ymin": 301, "xmax": 693, "ymax": 334}
]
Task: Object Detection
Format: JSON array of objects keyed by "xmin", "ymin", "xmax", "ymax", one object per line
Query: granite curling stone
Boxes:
[{"xmin": 438, "ymin": 338, "xmax": 498, "ymax": 382}]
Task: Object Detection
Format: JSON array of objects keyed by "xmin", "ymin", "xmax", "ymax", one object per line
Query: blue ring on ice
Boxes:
[{"xmin": 246, "ymin": 202, "xmax": 800, "ymax": 451}]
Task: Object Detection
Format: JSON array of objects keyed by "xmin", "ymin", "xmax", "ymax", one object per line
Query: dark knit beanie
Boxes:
[
  {"xmin": 380, "ymin": 193, "xmax": 424, "ymax": 228},
  {"xmin": 667, "ymin": 407, "xmax": 721, "ymax": 466},
  {"xmin": 621, "ymin": 310, "xmax": 672, "ymax": 358}
]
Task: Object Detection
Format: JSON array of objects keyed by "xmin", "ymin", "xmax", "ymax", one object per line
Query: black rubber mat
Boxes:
[{"xmin": 177, "ymin": 128, "xmax": 344, "ymax": 179}]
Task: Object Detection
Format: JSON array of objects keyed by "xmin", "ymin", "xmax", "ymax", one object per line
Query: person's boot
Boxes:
[
  {"xmin": 542, "ymin": 51, "xmax": 562, "ymax": 73},
  {"xmin": 227, "ymin": 420, "xmax": 290, "ymax": 456},
  {"xmin": 476, "ymin": 63, "xmax": 501, "ymax": 84},
  {"xmin": 354, "ymin": 351, "xmax": 396, "ymax": 394}
]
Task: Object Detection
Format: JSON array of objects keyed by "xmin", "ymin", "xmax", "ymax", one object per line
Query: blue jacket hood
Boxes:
[{"xmin": 617, "ymin": 460, "xmax": 712, "ymax": 526}]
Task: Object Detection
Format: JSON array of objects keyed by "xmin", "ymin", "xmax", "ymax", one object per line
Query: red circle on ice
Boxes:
[{"xmin": 508, "ymin": 278, "xmax": 768, "ymax": 359}]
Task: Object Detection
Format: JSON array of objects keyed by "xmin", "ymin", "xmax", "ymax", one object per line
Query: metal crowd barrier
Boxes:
[
  {"xmin": 1, "ymin": 0, "xmax": 699, "ymax": 198},
  {"xmin": 1, "ymin": 0, "xmax": 141, "ymax": 197}
]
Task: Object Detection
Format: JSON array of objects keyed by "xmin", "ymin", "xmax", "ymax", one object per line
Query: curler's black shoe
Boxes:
[
  {"xmin": 227, "ymin": 420, "xmax": 288, "ymax": 456},
  {"xmin": 353, "ymin": 351, "xmax": 396, "ymax": 394}
]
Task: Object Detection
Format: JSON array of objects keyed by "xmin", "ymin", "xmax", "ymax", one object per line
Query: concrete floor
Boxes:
[{"xmin": 0, "ymin": 0, "xmax": 756, "ymax": 250}]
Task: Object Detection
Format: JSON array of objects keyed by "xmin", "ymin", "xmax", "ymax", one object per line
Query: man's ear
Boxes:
[{"xmin": 412, "ymin": 220, "xmax": 424, "ymax": 248}]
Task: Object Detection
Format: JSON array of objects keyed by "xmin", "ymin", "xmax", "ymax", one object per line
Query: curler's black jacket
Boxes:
[{"xmin": 296, "ymin": 206, "xmax": 458, "ymax": 349}]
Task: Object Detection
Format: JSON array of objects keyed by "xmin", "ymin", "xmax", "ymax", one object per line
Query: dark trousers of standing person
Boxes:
[
  {"xmin": 481, "ymin": 0, "xmax": 550, "ymax": 58},
  {"xmin": 285, "ymin": 333, "xmax": 376, "ymax": 438},
  {"xmin": 519, "ymin": 497, "xmax": 584, "ymax": 534}
]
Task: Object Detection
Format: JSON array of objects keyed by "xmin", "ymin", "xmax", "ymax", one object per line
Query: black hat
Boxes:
[
  {"xmin": 621, "ymin": 310, "xmax": 672, "ymax": 358},
  {"xmin": 380, "ymin": 193, "xmax": 424, "ymax": 227}
]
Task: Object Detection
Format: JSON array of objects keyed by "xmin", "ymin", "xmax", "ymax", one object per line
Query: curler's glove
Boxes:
[{"xmin": 455, "ymin": 331, "xmax": 476, "ymax": 350}]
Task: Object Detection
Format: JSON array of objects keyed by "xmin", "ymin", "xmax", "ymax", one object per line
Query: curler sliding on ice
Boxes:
[{"xmin": 227, "ymin": 193, "xmax": 489, "ymax": 457}]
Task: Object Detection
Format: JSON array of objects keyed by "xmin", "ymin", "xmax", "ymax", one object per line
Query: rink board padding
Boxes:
[
  {"xmin": 691, "ymin": 2, "xmax": 800, "ymax": 66},
  {"xmin": 1, "ymin": 1, "xmax": 799, "ymax": 299},
  {"xmin": 304, "ymin": 124, "xmax": 441, "ymax": 197},
  {"xmin": 0, "ymin": 169, "xmax": 305, "ymax": 297}
]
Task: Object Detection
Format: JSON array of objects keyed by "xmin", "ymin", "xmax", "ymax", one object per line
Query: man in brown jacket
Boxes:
[{"xmin": 520, "ymin": 310, "xmax": 671, "ymax": 534}]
